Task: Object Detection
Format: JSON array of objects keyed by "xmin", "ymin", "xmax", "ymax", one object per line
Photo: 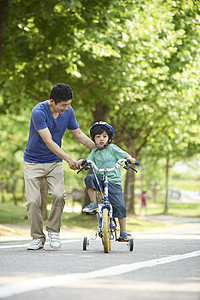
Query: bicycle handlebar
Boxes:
[
  {"xmin": 77, "ymin": 159, "xmax": 139, "ymax": 174},
  {"xmin": 87, "ymin": 159, "xmax": 127, "ymax": 172}
]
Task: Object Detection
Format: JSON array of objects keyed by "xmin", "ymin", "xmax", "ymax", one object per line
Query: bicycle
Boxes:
[{"xmin": 77, "ymin": 158, "xmax": 139, "ymax": 253}]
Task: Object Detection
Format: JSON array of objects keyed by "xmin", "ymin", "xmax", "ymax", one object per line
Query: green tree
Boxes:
[{"xmin": 0, "ymin": 0, "xmax": 199, "ymax": 215}]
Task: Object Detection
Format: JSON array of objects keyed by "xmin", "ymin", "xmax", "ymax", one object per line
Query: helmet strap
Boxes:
[
  {"xmin": 96, "ymin": 144, "xmax": 106, "ymax": 149},
  {"xmin": 95, "ymin": 138, "xmax": 111, "ymax": 149}
]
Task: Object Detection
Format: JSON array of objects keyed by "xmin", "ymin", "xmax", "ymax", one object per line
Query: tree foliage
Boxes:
[{"xmin": 0, "ymin": 0, "xmax": 199, "ymax": 210}]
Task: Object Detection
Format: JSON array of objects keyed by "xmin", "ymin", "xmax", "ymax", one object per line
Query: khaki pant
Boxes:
[{"xmin": 23, "ymin": 161, "xmax": 65, "ymax": 243}]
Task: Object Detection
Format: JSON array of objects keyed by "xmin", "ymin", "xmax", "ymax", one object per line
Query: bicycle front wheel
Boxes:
[{"xmin": 102, "ymin": 209, "xmax": 111, "ymax": 253}]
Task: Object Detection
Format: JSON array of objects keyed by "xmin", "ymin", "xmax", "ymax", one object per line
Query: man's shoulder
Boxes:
[
  {"xmin": 31, "ymin": 100, "xmax": 48, "ymax": 118},
  {"xmin": 32, "ymin": 100, "xmax": 48, "ymax": 111}
]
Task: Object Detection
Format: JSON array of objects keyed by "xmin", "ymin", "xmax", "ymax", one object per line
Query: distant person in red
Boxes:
[{"xmin": 140, "ymin": 191, "xmax": 147, "ymax": 216}]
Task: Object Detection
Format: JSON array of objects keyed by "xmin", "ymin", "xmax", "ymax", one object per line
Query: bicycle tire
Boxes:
[{"xmin": 102, "ymin": 209, "xmax": 111, "ymax": 253}]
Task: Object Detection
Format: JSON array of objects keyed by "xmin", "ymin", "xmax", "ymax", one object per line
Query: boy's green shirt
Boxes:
[{"xmin": 87, "ymin": 144, "xmax": 127, "ymax": 186}]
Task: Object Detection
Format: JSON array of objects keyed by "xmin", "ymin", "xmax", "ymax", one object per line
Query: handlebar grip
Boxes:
[{"xmin": 135, "ymin": 162, "xmax": 139, "ymax": 165}]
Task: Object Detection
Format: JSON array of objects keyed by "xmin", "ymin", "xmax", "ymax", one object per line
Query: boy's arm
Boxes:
[{"xmin": 125, "ymin": 154, "xmax": 136, "ymax": 164}]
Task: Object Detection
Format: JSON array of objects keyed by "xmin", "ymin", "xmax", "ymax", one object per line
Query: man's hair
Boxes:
[{"xmin": 50, "ymin": 83, "xmax": 73, "ymax": 104}]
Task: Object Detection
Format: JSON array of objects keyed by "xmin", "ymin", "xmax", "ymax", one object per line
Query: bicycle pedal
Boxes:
[
  {"xmin": 85, "ymin": 211, "xmax": 97, "ymax": 215},
  {"xmin": 117, "ymin": 237, "xmax": 128, "ymax": 242},
  {"xmin": 117, "ymin": 237, "xmax": 125, "ymax": 242}
]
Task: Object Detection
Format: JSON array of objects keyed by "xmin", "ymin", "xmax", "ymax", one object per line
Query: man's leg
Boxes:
[
  {"xmin": 45, "ymin": 162, "xmax": 65, "ymax": 233},
  {"xmin": 23, "ymin": 162, "xmax": 46, "ymax": 243}
]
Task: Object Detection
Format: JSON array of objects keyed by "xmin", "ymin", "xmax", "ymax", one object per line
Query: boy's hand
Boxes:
[
  {"xmin": 76, "ymin": 159, "xmax": 84, "ymax": 169},
  {"xmin": 130, "ymin": 157, "xmax": 136, "ymax": 164},
  {"xmin": 126, "ymin": 155, "xmax": 136, "ymax": 165}
]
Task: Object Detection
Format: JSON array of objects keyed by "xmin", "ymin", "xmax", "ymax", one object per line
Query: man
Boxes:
[{"xmin": 23, "ymin": 83, "xmax": 95, "ymax": 250}]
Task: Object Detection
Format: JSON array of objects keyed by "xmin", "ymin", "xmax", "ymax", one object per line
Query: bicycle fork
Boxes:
[{"xmin": 98, "ymin": 170, "xmax": 116, "ymax": 240}]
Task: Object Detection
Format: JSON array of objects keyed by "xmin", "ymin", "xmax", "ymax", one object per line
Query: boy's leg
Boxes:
[
  {"xmin": 118, "ymin": 217, "xmax": 126, "ymax": 232},
  {"xmin": 45, "ymin": 162, "xmax": 65, "ymax": 233},
  {"xmin": 87, "ymin": 188, "xmax": 97, "ymax": 203},
  {"xmin": 83, "ymin": 174, "xmax": 101, "ymax": 212},
  {"xmin": 23, "ymin": 162, "xmax": 46, "ymax": 243},
  {"xmin": 83, "ymin": 187, "xmax": 98, "ymax": 212},
  {"xmin": 108, "ymin": 182, "xmax": 133, "ymax": 240}
]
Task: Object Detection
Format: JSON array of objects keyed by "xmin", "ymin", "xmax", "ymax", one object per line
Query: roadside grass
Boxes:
[
  {"xmin": 135, "ymin": 202, "xmax": 200, "ymax": 217},
  {"xmin": 169, "ymin": 178, "xmax": 200, "ymax": 192},
  {"xmin": 61, "ymin": 210, "xmax": 165, "ymax": 233},
  {"xmin": 0, "ymin": 201, "xmax": 199, "ymax": 238},
  {"xmin": 0, "ymin": 202, "xmax": 28, "ymax": 224}
]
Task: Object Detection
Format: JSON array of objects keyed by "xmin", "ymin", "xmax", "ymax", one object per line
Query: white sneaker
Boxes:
[
  {"xmin": 27, "ymin": 239, "xmax": 44, "ymax": 250},
  {"xmin": 48, "ymin": 232, "xmax": 61, "ymax": 249}
]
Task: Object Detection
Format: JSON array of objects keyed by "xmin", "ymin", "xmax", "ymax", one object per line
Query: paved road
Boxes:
[{"xmin": 0, "ymin": 217, "xmax": 200, "ymax": 300}]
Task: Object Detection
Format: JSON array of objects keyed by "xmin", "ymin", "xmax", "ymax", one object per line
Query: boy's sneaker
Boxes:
[
  {"xmin": 27, "ymin": 239, "xmax": 44, "ymax": 250},
  {"xmin": 82, "ymin": 203, "xmax": 98, "ymax": 213},
  {"xmin": 119, "ymin": 231, "xmax": 133, "ymax": 241},
  {"xmin": 48, "ymin": 232, "xmax": 61, "ymax": 249}
]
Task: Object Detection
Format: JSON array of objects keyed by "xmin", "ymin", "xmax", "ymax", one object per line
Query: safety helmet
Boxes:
[{"xmin": 90, "ymin": 121, "xmax": 114, "ymax": 145}]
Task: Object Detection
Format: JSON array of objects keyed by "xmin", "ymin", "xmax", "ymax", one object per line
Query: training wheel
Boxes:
[
  {"xmin": 128, "ymin": 239, "xmax": 134, "ymax": 251},
  {"xmin": 83, "ymin": 237, "xmax": 88, "ymax": 251}
]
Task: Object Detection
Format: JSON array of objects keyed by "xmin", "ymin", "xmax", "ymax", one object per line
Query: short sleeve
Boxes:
[
  {"xmin": 112, "ymin": 144, "xmax": 127, "ymax": 160},
  {"xmin": 67, "ymin": 108, "xmax": 79, "ymax": 130},
  {"xmin": 31, "ymin": 109, "xmax": 47, "ymax": 131}
]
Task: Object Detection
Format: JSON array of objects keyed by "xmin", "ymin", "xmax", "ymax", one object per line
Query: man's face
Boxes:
[{"xmin": 53, "ymin": 99, "xmax": 72, "ymax": 114}]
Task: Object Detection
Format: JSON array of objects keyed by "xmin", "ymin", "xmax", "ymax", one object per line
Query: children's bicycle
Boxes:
[{"xmin": 77, "ymin": 158, "xmax": 139, "ymax": 253}]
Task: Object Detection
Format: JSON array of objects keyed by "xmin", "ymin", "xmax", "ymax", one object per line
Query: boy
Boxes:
[{"xmin": 77, "ymin": 121, "xmax": 136, "ymax": 241}]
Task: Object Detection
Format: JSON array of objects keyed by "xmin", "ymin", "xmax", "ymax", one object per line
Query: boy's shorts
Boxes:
[{"xmin": 84, "ymin": 174, "xmax": 126, "ymax": 218}]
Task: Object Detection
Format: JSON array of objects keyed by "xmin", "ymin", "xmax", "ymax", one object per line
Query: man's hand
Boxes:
[{"xmin": 65, "ymin": 156, "xmax": 78, "ymax": 170}]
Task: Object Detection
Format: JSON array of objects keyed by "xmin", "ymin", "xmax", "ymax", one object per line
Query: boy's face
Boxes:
[{"xmin": 94, "ymin": 131, "xmax": 109, "ymax": 147}]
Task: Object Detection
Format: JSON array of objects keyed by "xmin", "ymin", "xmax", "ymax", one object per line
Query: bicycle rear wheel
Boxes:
[{"xmin": 102, "ymin": 209, "xmax": 111, "ymax": 253}]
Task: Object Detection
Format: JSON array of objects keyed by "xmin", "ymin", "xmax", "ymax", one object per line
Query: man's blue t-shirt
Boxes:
[{"xmin": 24, "ymin": 100, "xmax": 79, "ymax": 163}]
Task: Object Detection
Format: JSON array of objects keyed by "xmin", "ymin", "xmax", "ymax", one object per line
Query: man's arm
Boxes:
[
  {"xmin": 70, "ymin": 128, "xmax": 96, "ymax": 149},
  {"xmin": 37, "ymin": 128, "xmax": 77, "ymax": 170}
]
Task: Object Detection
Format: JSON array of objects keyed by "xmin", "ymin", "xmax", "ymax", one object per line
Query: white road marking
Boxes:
[
  {"xmin": 0, "ymin": 250, "xmax": 199, "ymax": 298},
  {"xmin": 1, "ymin": 231, "xmax": 199, "ymax": 249},
  {"xmin": 0, "ymin": 239, "xmax": 82, "ymax": 249}
]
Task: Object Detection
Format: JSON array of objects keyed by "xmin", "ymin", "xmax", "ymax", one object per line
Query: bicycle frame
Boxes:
[
  {"xmin": 79, "ymin": 158, "xmax": 139, "ymax": 252},
  {"xmin": 98, "ymin": 169, "xmax": 115, "ymax": 241}
]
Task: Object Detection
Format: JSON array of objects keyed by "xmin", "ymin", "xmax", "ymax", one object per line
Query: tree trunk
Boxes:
[
  {"xmin": 0, "ymin": 184, "xmax": 5, "ymax": 203},
  {"xmin": 12, "ymin": 177, "xmax": 17, "ymax": 205},
  {"xmin": 93, "ymin": 101, "xmax": 110, "ymax": 122},
  {"xmin": 164, "ymin": 157, "xmax": 170, "ymax": 214},
  {"xmin": 40, "ymin": 178, "xmax": 48, "ymax": 221},
  {"xmin": 123, "ymin": 139, "xmax": 137, "ymax": 214},
  {"xmin": 0, "ymin": 0, "xmax": 10, "ymax": 65},
  {"xmin": 153, "ymin": 186, "xmax": 157, "ymax": 203},
  {"xmin": 124, "ymin": 169, "xmax": 136, "ymax": 214}
]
